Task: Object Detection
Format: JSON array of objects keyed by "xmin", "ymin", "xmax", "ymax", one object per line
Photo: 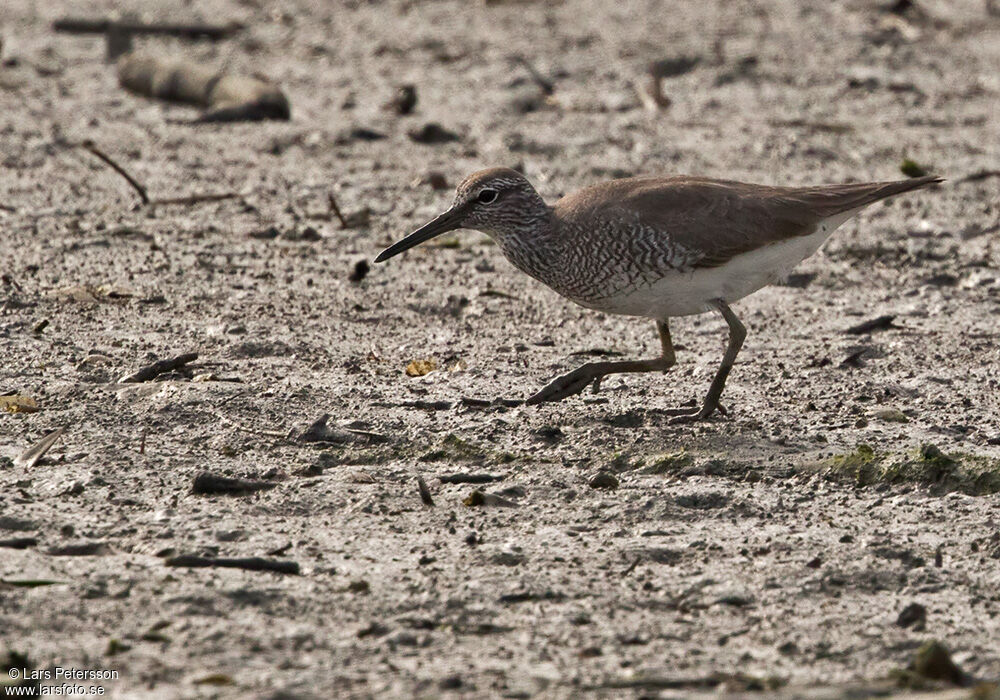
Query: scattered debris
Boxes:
[
  {"xmin": 417, "ymin": 476, "xmax": 435, "ymax": 506},
  {"xmin": 118, "ymin": 51, "xmax": 290, "ymax": 122},
  {"xmin": 460, "ymin": 397, "xmax": 524, "ymax": 409},
  {"xmin": 588, "ymin": 471, "xmax": 619, "ymax": 490},
  {"xmin": 417, "ymin": 171, "xmax": 449, "ymax": 190},
  {"xmin": 48, "ymin": 541, "xmax": 110, "ymax": 556},
  {"xmin": 845, "ymin": 315, "xmax": 897, "ymax": 334},
  {"xmin": 897, "ymin": 602, "xmax": 927, "ymax": 630},
  {"xmin": 349, "ymin": 259, "xmax": 370, "ymax": 283},
  {"xmin": 958, "ymin": 169, "xmax": 1000, "ymax": 183},
  {"xmin": 901, "ymin": 158, "xmax": 930, "ymax": 178},
  {"xmin": 408, "ymin": 123, "xmax": 460, "ymax": 144},
  {"xmin": 192, "ymin": 674, "xmax": 235, "ymax": 687},
  {"xmin": 874, "ymin": 407, "xmax": 909, "ymax": 423},
  {"xmin": 438, "ymin": 473, "xmax": 502, "ymax": 484},
  {"xmin": 780, "ymin": 272, "xmax": 817, "ymax": 288},
  {"xmin": 325, "ymin": 192, "xmax": 369, "ymax": 228},
  {"xmin": 346, "ymin": 579, "xmax": 370, "ymax": 594},
  {"xmin": 165, "ymin": 555, "xmax": 300, "ymax": 575},
  {"xmin": 895, "ymin": 640, "xmax": 968, "ymax": 687},
  {"xmin": 1, "ymin": 394, "xmax": 39, "ymax": 414},
  {"xmin": 0, "ymin": 579, "xmax": 64, "ymax": 588},
  {"xmin": 339, "ymin": 126, "xmax": 387, "ymax": 142},
  {"xmin": 192, "ymin": 472, "xmax": 277, "ymax": 496},
  {"xmin": 384, "ymin": 84, "xmax": 417, "ymax": 115},
  {"xmin": 267, "ymin": 542, "xmax": 292, "ymax": 556},
  {"xmin": 76, "ymin": 139, "xmax": 149, "ymax": 204},
  {"xmin": 642, "ymin": 55, "xmax": 700, "ymax": 110},
  {"xmin": 298, "ymin": 414, "xmax": 379, "ymax": 444},
  {"xmin": 0, "ymin": 516, "xmax": 37, "ymax": 531},
  {"xmin": 498, "ymin": 590, "xmax": 565, "ymax": 604},
  {"xmin": 14, "ymin": 427, "xmax": 65, "ymax": 468},
  {"xmin": 769, "ymin": 119, "xmax": 853, "ymax": 134},
  {"xmin": 53, "ymin": 17, "xmax": 243, "ymax": 40},
  {"xmin": 513, "ymin": 56, "xmax": 555, "ymax": 95},
  {"xmin": 463, "ymin": 489, "xmax": 518, "ymax": 507},
  {"xmin": 405, "ymin": 359, "xmax": 437, "ymax": 377},
  {"xmin": 840, "ymin": 348, "xmax": 870, "ymax": 368},
  {"xmin": 120, "ymin": 352, "xmax": 198, "ymax": 382}
]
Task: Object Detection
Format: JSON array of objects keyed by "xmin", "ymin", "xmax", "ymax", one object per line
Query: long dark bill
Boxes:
[{"xmin": 374, "ymin": 206, "xmax": 466, "ymax": 263}]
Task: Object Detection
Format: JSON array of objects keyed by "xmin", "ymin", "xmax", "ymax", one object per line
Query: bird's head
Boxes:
[{"xmin": 374, "ymin": 168, "xmax": 550, "ymax": 263}]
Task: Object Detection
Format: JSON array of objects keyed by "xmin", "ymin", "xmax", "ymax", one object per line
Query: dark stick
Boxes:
[
  {"xmin": 165, "ymin": 555, "xmax": 300, "ymax": 575},
  {"xmin": 417, "ymin": 476, "xmax": 435, "ymax": 506},
  {"xmin": 120, "ymin": 352, "xmax": 198, "ymax": 383},
  {"xmin": 149, "ymin": 192, "xmax": 242, "ymax": 206},
  {"xmin": 958, "ymin": 169, "xmax": 1000, "ymax": 183},
  {"xmin": 844, "ymin": 314, "xmax": 897, "ymax": 335},
  {"xmin": 191, "ymin": 471, "xmax": 276, "ymax": 495},
  {"xmin": 327, "ymin": 192, "xmax": 349, "ymax": 228},
  {"xmin": 78, "ymin": 140, "xmax": 149, "ymax": 204},
  {"xmin": 513, "ymin": 56, "xmax": 554, "ymax": 95},
  {"xmin": 139, "ymin": 427, "xmax": 147, "ymax": 455},
  {"xmin": 53, "ymin": 18, "xmax": 243, "ymax": 41}
]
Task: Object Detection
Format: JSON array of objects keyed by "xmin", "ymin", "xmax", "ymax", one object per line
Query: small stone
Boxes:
[
  {"xmin": 588, "ymin": 471, "xmax": 619, "ymax": 490},
  {"xmin": 806, "ymin": 556, "xmax": 822, "ymax": 569},
  {"xmin": 424, "ymin": 171, "xmax": 448, "ymax": 190},
  {"xmin": 357, "ymin": 621, "xmax": 389, "ymax": 638},
  {"xmin": 249, "ymin": 225, "xmax": 280, "ymax": 240},
  {"xmin": 347, "ymin": 579, "xmax": 370, "ymax": 594},
  {"xmin": 349, "ymin": 259, "xmax": 370, "ymax": 283},
  {"xmin": 897, "ymin": 602, "xmax": 927, "ymax": 630},
  {"xmin": 408, "ymin": 122, "xmax": 460, "ymax": 144},
  {"xmin": 911, "ymin": 640, "xmax": 964, "ymax": 685},
  {"xmin": 384, "ymin": 84, "xmax": 417, "ymax": 115},
  {"xmin": 874, "ymin": 407, "xmax": 909, "ymax": 423}
]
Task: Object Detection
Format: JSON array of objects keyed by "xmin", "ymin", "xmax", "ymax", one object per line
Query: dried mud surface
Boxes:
[{"xmin": 2, "ymin": 0, "xmax": 1000, "ymax": 698}]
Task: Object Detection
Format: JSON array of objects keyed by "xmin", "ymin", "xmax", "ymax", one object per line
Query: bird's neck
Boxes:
[{"xmin": 491, "ymin": 206, "xmax": 561, "ymax": 283}]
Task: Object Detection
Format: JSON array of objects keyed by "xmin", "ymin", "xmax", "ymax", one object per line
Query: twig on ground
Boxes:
[
  {"xmin": 53, "ymin": 17, "xmax": 243, "ymax": 41},
  {"xmin": 417, "ymin": 476, "xmax": 435, "ymax": 506},
  {"xmin": 120, "ymin": 352, "xmax": 198, "ymax": 382},
  {"xmin": 15, "ymin": 427, "xmax": 66, "ymax": 468},
  {"xmin": 845, "ymin": 315, "xmax": 897, "ymax": 335},
  {"xmin": 77, "ymin": 140, "xmax": 149, "ymax": 204},
  {"xmin": 149, "ymin": 192, "xmax": 242, "ymax": 206},
  {"xmin": 513, "ymin": 56, "xmax": 554, "ymax": 95},
  {"xmin": 327, "ymin": 192, "xmax": 349, "ymax": 228},
  {"xmin": 958, "ymin": 169, "xmax": 1000, "ymax": 183},
  {"xmin": 192, "ymin": 471, "xmax": 277, "ymax": 495},
  {"xmin": 211, "ymin": 412, "xmax": 287, "ymax": 439},
  {"xmin": 165, "ymin": 555, "xmax": 300, "ymax": 575}
]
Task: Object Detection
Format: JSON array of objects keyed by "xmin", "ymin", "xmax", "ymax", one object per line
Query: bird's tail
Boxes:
[{"xmin": 800, "ymin": 175, "xmax": 943, "ymax": 218}]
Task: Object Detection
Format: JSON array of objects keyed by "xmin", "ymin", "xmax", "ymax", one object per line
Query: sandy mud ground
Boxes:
[{"xmin": 2, "ymin": 0, "xmax": 1000, "ymax": 697}]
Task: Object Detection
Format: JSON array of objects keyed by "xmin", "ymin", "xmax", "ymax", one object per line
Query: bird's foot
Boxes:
[
  {"xmin": 526, "ymin": 366, "xmax": 601, "ymax": 405},
  {"xmin": 666, "ymin": 401, "xmax": 728, "ymax": 424}
]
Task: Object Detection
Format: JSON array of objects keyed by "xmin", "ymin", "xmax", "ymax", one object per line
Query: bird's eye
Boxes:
[{"xmin": 477, "ymin": 188, "xmax": 499, "ymax": 204}]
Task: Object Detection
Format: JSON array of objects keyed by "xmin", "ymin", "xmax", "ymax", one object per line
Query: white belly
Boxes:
[{"xmin": 584, "ymin": 210, "xmax": 857, "ymax": 319}]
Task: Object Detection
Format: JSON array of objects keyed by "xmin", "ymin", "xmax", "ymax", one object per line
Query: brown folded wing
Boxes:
[{"xmin": 554, "ymin": 175, "xmax": 941, "ymax": 270}]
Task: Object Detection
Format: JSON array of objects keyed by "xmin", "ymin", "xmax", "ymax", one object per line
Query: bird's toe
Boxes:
[{"xmin": 526, "ymin": 369, "xmax": 597, "ymax": 405}]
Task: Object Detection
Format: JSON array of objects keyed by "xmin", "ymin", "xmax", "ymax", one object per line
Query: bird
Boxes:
[{"xmin": 374, "ymin": 168, "xmax": 941, "ymax": 419}]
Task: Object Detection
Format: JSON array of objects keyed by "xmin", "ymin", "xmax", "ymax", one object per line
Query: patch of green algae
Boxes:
[{"xmin": 823, "ymin": 443, "xmax": 1000, "ymax": 495}]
